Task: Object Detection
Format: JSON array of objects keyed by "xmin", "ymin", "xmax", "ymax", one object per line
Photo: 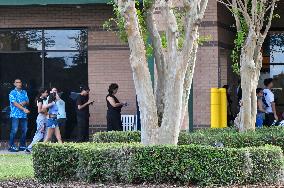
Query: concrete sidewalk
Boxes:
[{"xmin": 0, "ymin": 150, "xmax": 26, "ymax": 155}]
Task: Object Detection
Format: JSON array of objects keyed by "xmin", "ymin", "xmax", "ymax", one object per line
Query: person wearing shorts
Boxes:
[{"xmin": 43, "ymin": 89, "xmax": 62, "ymax": 143}]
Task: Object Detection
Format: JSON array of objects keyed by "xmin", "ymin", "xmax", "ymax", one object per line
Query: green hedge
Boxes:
[
  {"xmin": 93, "ymin": 127, "xmax": 284, "ymax": 150},
  {"xmin": 93, "ymin": 131, "xmax": 141, "ymax": 143},
  {"xmin": 33, "ymin": 143, "xmax": 284, "ymax": 186}
]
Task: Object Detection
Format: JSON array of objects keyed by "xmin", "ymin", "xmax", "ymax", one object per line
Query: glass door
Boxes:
[{"xmin": 0, "ymin": 28, "xmax": 88, "ymax": 141}]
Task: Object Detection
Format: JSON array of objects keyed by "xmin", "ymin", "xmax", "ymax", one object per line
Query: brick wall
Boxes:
[
  {"xmin": 192, "ymin": 0, "xmax": 219, "ymax": 128},
  {"xmin": 0, "ymin": 5, "xmax": 137, "ymax": 134}
]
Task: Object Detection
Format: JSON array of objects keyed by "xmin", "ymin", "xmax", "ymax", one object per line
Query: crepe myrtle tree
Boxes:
[
  {"xmin": 219, "ymin": 0, "xmax": 278, "ymax": 131},
  {"xmin": 104, "ymin": 0, "xmax": 208, "ymax": 145}
]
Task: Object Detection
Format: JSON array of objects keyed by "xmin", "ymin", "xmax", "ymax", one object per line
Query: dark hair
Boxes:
[
  {"xmin": 108, "ymin": 83, "xmax": 119, "ymax": 94},
  {"xmin": 264, "ymin": 78, "xmax": 273, "ymax": 87},
  {"xmin": 80, "ymin": 85, "xmax": 90, "ymax": 92},
  {"xmin": 48, "ymin": 92, "xmax": 56, "ymax": 103},
  {"xmin": 35, "ymin": 88, "xmax": 48, "ymax": 105},
  {"xmin": 256, "ymin": 88, "xmax": 263, "ymax": 94},
  {"xmin": 14, "ymin": 78, "xmax": 22, "ymax": 82}
]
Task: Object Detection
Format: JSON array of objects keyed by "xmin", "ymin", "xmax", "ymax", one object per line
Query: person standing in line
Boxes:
[
  {"xmin": 76, "ymin": 86, "xmax": 94, "ymax": 142},
  {"xmin": 43, "ymin": 91, "xmax": 63, "ymax": 143},
  {"xmin": 25, "ymin": 88, "xmax": 49, "ymax": 153},
  {"xmin": 8, "ymin": 79, "xmax": 30, "ymax": 152},
  {"xmin": 256, "ymin": 88, "xmax": 266, "ymax": 128},
  {"xmin": 56, "ymin": 91, "xmax": 67, "ymax": 139},
  {"xmin": 106, "ymin": 83, "xmax": 127, "ymax": 131},
  {"xmin": 263, "ymin": 78, "xmax": 278, "ymax": 126}
]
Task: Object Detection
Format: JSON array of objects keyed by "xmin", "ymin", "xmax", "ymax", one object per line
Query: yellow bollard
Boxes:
[
  {"xmin": 219, "ymin": 88, "xmax": 228, "ymax": 128},
  {"xmin": 211, "ymin": 88, "xmax": 220, "ymax": 128}
]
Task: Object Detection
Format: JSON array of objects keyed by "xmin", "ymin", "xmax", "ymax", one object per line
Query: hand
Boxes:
[
  {"xmin": 88, "ymin": 100, "xmax": 95, "ymax": 105},
  {"xmin": 275, "ymin": 114, "xmax": 279, "ymax": 121},
  {"xmin": 23, "ymin": 108, "xmax": 30, "ymax": 114},
  {"xmin": 20, "ymin": 101, "xmax": 28, "ymax": 106}
]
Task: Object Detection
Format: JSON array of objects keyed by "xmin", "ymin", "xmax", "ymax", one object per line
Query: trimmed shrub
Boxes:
[
  {"xmin": 32, "ymin": 143, "xmax": 80, "ymax": 183},
  {"xmin": 93, "ymin": 127, "xmax": 284, "ymax": 150},
  {"xmin": 33, "ymin": 143, "xmax": 284, "ymax": 186},
  {"xmin": 179, "ymin": 127, "xmax": 284, "ymax": 149},
  {"xmin": 93, "ymin": 131, "xmax": 141, "ymax": 143}
]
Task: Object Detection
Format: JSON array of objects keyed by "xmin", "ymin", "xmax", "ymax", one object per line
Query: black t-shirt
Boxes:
[
  {"xmin": 76, "ymin": 95, "xmax": 89, "ymax": 117},
  {"xmin": 37, "ymin": 98, "xmax": 44, "ymax": 105}
]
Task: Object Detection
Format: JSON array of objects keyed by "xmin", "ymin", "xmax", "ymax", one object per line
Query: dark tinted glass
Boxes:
[
  {"xmin": 0, "ymin": 30, "xmax": 42, "ymax": 51},
  {"xmin": 0, "ymin": 52, "xmax": 42, "ymax": 140}
]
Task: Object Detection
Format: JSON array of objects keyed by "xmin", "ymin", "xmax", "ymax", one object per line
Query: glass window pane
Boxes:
[
  {"xmin": 0, "ymin": 52, "xmax": 42, "ymax": 140},
  {"xmin": 44, "ymin": 52, "xmax": 88, "ymax": 140},
  {"xmin": 269, "ymin": 33, "xmax": 284, "ymax": 64},
  {"xmin": 0, "ymin": 30, "xmax": 42, "ymax": 51},
  {"xmin": 44, "ymin": 52, "xmax": 88, "ymax": 90},
  {"xmin": 45, "ymin": 30, "xmax": 87, "ymax": 51}
]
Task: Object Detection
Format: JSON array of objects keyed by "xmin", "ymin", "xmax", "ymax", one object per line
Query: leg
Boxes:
[
  {"xmin": 20, "ymin": 118, "xmax": 28, "ymax": 147},
  {"xmin": 9, "ymin": 118, "xmax": 19, "ymax": 147},
  {"xmin": 44, "ymin": 128, "xmax": 55, "ymax": 143},
  {"xmin": 54, "ymin": 127, "xmax": 63, "ymax": 144},
  {"xmin": 58, "ymin": 118, "xmax": 66, "ymax": 139},
  {"xmin": 27, "ymin": 119, "xmax": 45, "ymax": 150},
  {"xmin": 84, "ymin": 117, "xmax": 89, "ymax": 142},
  {"xmin": 77, "ymin": 116, "xmax": 86, "ymax": 142}
]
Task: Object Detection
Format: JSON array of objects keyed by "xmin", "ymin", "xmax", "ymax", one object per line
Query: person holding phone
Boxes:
[
  {"xmin": 76, "ymin": 86, "xmax": 94, "ymax": 142},
  {"xmin": 43, "ymin": 90, "xmax": 63, "ymax": 143},
  {"xmin": 106, "ymin": 83, "xmax": 127, "ymax": 131}
]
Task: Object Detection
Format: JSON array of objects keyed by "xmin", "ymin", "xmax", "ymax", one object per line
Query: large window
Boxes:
[
  {"xmin": 0, "ymin": 29, "xmax": 88, "ymax": 140},
  {"xmin": 260, "ymin": 31, "xmax": 284, "ymax": 118}
]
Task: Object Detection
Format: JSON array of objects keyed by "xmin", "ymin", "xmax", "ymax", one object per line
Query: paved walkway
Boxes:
[{"xmin": 0, "ymin": 150, "xmax": 26, "ymax": 155}]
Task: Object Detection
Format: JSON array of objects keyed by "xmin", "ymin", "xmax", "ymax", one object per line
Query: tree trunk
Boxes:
[
  {"xmin": 237, "ymin": 31, "xmax": 258, "ymax": 131},
  {"xmin": 117, "ymin": 0, "xmax": 159, "ymax": 145}
]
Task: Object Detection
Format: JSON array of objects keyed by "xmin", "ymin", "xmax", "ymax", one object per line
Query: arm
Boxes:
[
  {"xmin": 20, "ymin": 91, "xmax": 29, "ymax": 106},
  {"xmin": 9, "ymin": 93, "xmax": 29, "ymax": 114},
  {"xmin": 13, "ymin": 102, "xmax": 27, "ymax": 112},
  {"xmin": 43, "ymin": 102, "xmax": 55, "ymax": 109},
  {"xmin": 272, "ymin": 102, "xmax": 278, "ymax": 120},
  {"xmin": 37, "ymin": 102, "xmax": 47, "ymax": 113},
  {"xmin": 257, "ymin": 99, "xmax": 266, "ymax": 113},
  {"xmin": 107, "ymin": 96, "xmax": 124, "ymax": 108},
  {"xmin": 77, "ymin": 101, "xmax": 92, "ymax": 110}
]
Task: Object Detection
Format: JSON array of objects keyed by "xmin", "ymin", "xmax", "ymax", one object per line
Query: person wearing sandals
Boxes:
[
  {"xmin": 43, "ymin": 90, "xmax": 63, "ymax": 143},
  {"xmin": 25, "ymin": 88, "xmax": 49, "ymax": 153}
]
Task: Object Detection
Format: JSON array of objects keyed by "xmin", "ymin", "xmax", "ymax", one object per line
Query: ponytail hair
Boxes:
[{"xmin": 108, "ymin": 83, "xmax": 119, "ymax": 94}]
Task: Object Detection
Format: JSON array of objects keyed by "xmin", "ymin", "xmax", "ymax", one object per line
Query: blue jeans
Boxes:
[
  {"xmin": 256, "ymin": 113, "xmax": 264, "ymax": 128},
  {"xmin": 9, "ymin": 118, "xmax": 28, "ymax": 147}
]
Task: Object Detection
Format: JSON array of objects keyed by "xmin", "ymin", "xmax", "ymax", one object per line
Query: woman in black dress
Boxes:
[{"xmin": 106, "ymin": 83, "xmax": 127, "ymax": 131}]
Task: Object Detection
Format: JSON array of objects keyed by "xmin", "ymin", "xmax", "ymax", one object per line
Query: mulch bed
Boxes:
[{"xmin": 0, "ymin": 180, "xmax": 283, "ymax": 188}]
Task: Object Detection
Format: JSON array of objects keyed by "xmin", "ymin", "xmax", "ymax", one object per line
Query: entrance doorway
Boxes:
[{"xmin": 0, "ymin": 29, "xmax": 88, "ymax": 141}]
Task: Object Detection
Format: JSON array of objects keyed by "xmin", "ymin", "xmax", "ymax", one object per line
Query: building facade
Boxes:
[{"xmin": 0, "ymin": 0, "xmax": 284, "ymax": 141}]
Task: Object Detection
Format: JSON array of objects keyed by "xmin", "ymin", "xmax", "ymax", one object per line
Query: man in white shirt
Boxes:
[{"xmin": 263, "ymin": 78, "xmax": 278, "ymax": 126}]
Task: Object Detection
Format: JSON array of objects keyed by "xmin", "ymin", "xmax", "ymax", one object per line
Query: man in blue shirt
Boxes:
[{"xmin": 8, "ymin": 79, "xmax": 30, "ymax": 152}]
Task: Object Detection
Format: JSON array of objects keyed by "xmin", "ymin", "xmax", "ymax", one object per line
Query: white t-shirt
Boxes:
[
  {"xmin": 56, "ymin": 99, "xmax": 66, "ymax": 119},
  {"xmin": 263, "ymin": 88, "xmax": 274, "ymax": 113}
]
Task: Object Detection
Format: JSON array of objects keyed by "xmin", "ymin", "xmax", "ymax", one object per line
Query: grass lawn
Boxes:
[{"xmin": 0, "ymin": 154, "xmax": 34, "ymax": 181}]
